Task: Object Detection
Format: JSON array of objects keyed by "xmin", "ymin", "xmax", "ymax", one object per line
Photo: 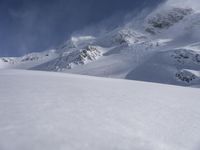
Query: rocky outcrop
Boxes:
[
  {"xmin": 40, "ymin": 45, "xmax": 102, "ymax": 71},
  {"xmin": 145, "ymin": 8, "xmax": 193, "ymax": 34}
]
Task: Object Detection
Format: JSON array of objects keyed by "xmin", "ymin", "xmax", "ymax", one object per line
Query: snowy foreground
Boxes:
[{"xmin": 0, "ymin": 69, "xmax": 200, "ymax": 150}]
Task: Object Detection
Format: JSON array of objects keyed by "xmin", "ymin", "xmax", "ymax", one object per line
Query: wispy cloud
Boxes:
[
  {"xmin": 165, "ymin": 0, "xmax": 200, "ymax": 11},
  {"xmin": 0, "ymin": 0, "xmax": 165, "ymax": 56}
]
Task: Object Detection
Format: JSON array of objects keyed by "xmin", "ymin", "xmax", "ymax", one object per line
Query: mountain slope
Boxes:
[
  {"xmin": 0, "ymin": 69, "xmax": 200, "ymax": 150},
  {"xmin": 126, "ymin": 48, "xmax": 200, "ymax": 85},
  {"xmin": 0, "ymin": 50, "xmax": 58, "ymax": 69}
]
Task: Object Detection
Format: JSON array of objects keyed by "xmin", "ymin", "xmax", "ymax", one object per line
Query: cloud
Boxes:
[
  {"xmin": 165, "ymin": 0, "xmax": 200, "ymax": 11},
  {"xmin": 0, "ymin": 0, "xmax": 165, "ymax": 56}
]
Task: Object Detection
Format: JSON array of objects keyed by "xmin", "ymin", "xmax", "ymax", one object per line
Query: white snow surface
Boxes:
[{"xmin": 0, "ymin": 69, "xmax": 200, "ymax": 150}]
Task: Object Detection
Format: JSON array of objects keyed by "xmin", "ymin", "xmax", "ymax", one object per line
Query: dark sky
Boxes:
[{"xmin": 0, "ymin": 0, "xmax": 165, "ymax": 56}]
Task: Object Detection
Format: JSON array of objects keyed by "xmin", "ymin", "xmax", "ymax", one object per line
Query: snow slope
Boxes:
[
  {"xmin": 126, "ymin": 48, "xmax": 200, "ymax": 86},
  {"xmin": 0, "ymin": 69, "xmax": 200, "ymax": 150},
  {"xmin": 0, "ymin": 50, "xmax": 58, "ymax": 69}
]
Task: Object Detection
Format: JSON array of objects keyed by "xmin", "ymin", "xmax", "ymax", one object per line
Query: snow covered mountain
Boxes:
[{"xmin": 1, "ymin": 5, "xmax": 200, "ymax": 86}]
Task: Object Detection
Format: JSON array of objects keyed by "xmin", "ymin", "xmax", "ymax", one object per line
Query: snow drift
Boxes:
[{"xmin": 0, "ymin": 69, "xmax": 200, "ymax": 150}]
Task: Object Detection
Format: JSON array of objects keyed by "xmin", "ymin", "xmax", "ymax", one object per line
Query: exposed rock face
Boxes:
[
  {"xmin": 73, "ymin": 45, "xmax": 102, "ymax": 65},
  {"xmin": 0, "ymin": 58, "xmax": 14, "ymax": 63},
  {"xmin": 170, "ymin": 49, "xmax": 200, "ymax": 65},
  {"xmin": 37, "ymin": 45, "xmax": 102, "ymax": 71},
  {"xmin": 176, "ymin": 70, "xmax": 198, "ymax": 83},
  {"xmin": 145, "ymin": 8, "xmax": 193, "ymax": 34},
  {"xmin": 0, "ymin": 50, "xmax": 56, "ymax": 65},
  {"xmin": 96, "ymin": 28, "xmax": 147, "ymax": 47},
  {"xmin": 111, "ymin": 29, "xmax": 147, "ymax": 45}
]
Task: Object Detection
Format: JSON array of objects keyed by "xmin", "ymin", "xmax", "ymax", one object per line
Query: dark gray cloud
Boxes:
[{"xmin": 0, "ymin": 0, "xmax": 165, "ymax": 56}]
